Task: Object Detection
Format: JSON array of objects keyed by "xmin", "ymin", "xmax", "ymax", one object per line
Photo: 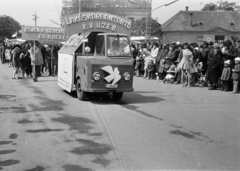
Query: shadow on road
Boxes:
[
  {"xmin": 62, "ymin": 90, "xmax": 165, "ymax": 121},
  {"xmin": 63, "ymin": 90, "xmax": 164, "ymax": 105}
]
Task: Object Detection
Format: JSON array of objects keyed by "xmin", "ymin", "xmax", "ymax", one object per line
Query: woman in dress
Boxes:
[{"xmin": 177, "ymin": 44, "xmax": 193, "ymax": 87}]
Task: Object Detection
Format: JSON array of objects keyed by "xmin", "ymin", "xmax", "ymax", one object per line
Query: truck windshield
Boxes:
[{"xmin": 107, "ymin": 35, "xmax": 131, "ymax": 57}]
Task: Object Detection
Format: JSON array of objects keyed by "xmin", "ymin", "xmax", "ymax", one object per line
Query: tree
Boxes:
[
  {"xmin": 131, "ymin": 18, "xmax": 162, "ymax": 38},
  {"xmin": 0, "ymin": 15, "xmax": 21, "ymax": 39},
  {"xmin": 201, "ymin": 3, "xmax": 218, "ymax": 11},
  {"xmin": 201, "ymin": 1, "xmax": 240, "ymax": 12}
]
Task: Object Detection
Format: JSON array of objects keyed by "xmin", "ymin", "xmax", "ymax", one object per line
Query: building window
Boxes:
[
  {"xmin": 215, "ymin": 36, "xmax": 225, "ymax": 43},
  {"xmin": 198, "ymin": 36, "xmax": 203, "ymax": 43}
]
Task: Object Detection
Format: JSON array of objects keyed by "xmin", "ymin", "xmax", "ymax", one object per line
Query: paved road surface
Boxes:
[{"xmin": 0, "ymin": 63, "xmax": 239, "ymax": 171}]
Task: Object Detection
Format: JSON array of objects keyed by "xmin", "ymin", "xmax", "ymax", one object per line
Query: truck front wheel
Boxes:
[
  {"xmin": 111, "ymin": 92, "xmax": 123, "ymax": 101},
  {"xmin": 76, "ymin": 78, "xmax": 87, "ymax": 101}
]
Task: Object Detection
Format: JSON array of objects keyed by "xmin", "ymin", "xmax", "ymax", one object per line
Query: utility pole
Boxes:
[
  {"xmin": 145, "ymin": 0, "xmax": 152, "ymax": 42},
  {"xmin": 32, "ymin": 11, "xmax": 39, "ymax": 26},
  {"xmin": 79, "ymin": 0, "xmax": 81, "ymax": 14}
]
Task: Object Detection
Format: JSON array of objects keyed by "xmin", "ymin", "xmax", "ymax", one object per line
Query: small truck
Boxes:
[{"xmin": 58, "ymin": 31, "xmax": 134, "ymax": 101}]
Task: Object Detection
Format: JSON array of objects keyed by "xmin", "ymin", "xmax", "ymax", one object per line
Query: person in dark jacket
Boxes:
[
  {"xmin": 24, "ymin": 43, "xmax": 32, "ymax": 77},
  {"xmin": 52, "ymin": 45, "xmax": 59, "ymax": 76},
  {"xmin": 201, "ymin": 41, "xmax": 209, "ymax": 74},
  {"xmin": 20, "ymin": 48, "xmax": 28, "ymax": 78},
  {"xmin": 232, "ymin": 57, "xmax": 240, "ymax": 93},
  {"xmin": 207, "ymin": 41, "xmax": 214, "ymax": 65},
  {"xmin": 206, "ymin": 44, "xmax": 222, "ymax": 90},
  {"xmin": 165, "ymin": 43, "xmax": 178, "ymax": 66},
  {"xmin": 222, "ymin": 40, "xmax": 238, "ymax": 68},
  {"xmin": 41, "ymin": 44, "xmax": 47, "ymax": 74},
  {"xmin": 46, "ymin": 45, "xmax": 53, "ymax": 76}
]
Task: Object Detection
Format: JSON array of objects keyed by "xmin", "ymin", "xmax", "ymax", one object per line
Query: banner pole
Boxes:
[{"xmin": 33, "ymin": 41, "xmax": 36, "ymax": 81}]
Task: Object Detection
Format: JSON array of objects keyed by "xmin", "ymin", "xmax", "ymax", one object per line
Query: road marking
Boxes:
[{"xmin": 92, "ymin": 96, "xmax": 124, "ymax": 171}]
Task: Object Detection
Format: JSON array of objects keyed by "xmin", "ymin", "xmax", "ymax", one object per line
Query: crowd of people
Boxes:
[
  {"xmin": 131, "ymin": 39, "xmax": 240, "ymax": 93},
  {"xmin": 0, "ymin": 41, "xmax": 60, "ymax": 82},
  {"xmin": 1, "ymin": 38, "xmax": 240, "ymax": 93}
]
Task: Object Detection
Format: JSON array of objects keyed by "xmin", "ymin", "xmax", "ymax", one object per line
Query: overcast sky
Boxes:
[{"xmin": 1, "ymin": 0, "xmax": 240, "ymax": 28}]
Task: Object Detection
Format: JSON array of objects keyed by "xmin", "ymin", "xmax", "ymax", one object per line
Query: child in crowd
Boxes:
[
  {"xmin": 221, "ymin": 60, "xmax": 232, "ymax": 91},
  {"xmin": 232, "ymin": 57, "xmax": 240, "ymax": 93},
  {"xmin": 147, "ymin": 59, "xmax": 155, "ymax": 79},
  {"xmin": 163, "ymin": 64, "xmax": 177, "ymax": 84},
  {"xmin": 156, "ymin": 59, "xmax": 165, "ymax": 81}
]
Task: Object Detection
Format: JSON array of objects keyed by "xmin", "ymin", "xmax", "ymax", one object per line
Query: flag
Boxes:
[{"xmin": 12, "ymin": 31, "xmax": 18, "ymax": 38}]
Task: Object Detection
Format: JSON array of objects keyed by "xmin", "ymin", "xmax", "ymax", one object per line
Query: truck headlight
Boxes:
[
  {"xmin": 123, "ymin": 72, "xmax": 131, "ymax": 81},
  {"xmin": 92, "ymin": 72, "xmax": 101, "ymax": 81}
]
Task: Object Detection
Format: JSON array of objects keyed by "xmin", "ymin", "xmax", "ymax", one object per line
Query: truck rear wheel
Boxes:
[
  {"xmin": 111, "ymin": 92, "xmax": 123, "ymax": 101},
  {"xmin": 76, "ymin": 78, "xmax": 87, "ymax": 101}
]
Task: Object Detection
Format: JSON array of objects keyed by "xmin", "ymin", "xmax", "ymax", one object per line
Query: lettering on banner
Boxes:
[
  {"xmin": 65, "ymin": 12, "xmax": 132, "ymax": 30},
  {"xmin": 84, "ymin": 22, "xmax": 117, "ymax": 32},
  {"xmin": 38, "ymin": 34, "xmax": 45, "ymax": 39},
  {"xmin": 23, "ymin": 26, "xmax": 66, "ymax": 43}
]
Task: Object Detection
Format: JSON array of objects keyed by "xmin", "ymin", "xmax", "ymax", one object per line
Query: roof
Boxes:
[{"xmin": 161, "ymin": 11, "xmax": 240, "ymax": 32}]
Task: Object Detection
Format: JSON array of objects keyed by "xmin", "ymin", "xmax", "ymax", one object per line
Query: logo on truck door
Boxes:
[{"xmin": 101, "ymin": 66, "xmax": 121, "ymax": 85}]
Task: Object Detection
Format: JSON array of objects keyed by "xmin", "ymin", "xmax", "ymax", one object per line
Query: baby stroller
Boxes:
[
  {"xmin": 195, "ymin": 62, "xmax": 208, "ymax": 87},
  {"xmin": 163, "ymin": 64, "xmax": 176, "ymax": 84}
]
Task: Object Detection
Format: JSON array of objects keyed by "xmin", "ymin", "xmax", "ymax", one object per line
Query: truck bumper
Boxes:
[{"xmin": 82, "ymin": 87, "xmax": 134, "ymax": 93}]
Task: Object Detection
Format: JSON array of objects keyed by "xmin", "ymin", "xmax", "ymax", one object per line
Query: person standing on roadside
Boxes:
[
  {"xmin": 177, "ymin": 44, "xmax": 194, "ymax": 87},
  {"xmin": 5, "ymin": 45, "xmax": 11, "ymax": 67},
  {"xmin": 24, "ymin": 43, "xmax": 32, "ymax": 78},
  {"xmin": 0, "ymin": 44, "xmax": 4, "ymax": 64},
  {"xmin": 236, "ymin": 40, "xmax": 240, "ymax": 57},
  {"xmin": 12, "ymin": 45, "xmax": 22, "ymax": 79},
  {"xmin": 41, "ymin": 44, "xmax": 47, "ymax": 74},
  {"xmin": 206, "ymin": 44, "xmax": 222, "ymax": 90},
  {"xmin": 30, "ymin": 41, "xmax": 43, "ymax": 82},
  {"xmin": 52, "ymin": 45, "xmax": 59, "ymax": 76},
  {"xmin": 19, "ymin": 48, "xmax": 28, "ymax": 78},
  {"xmin": 46, "ymin": 45, "xmax": 53, "ymax": 76}
]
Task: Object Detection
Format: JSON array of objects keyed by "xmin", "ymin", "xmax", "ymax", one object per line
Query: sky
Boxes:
[{"xmin": 1, "ymin": 0, "xmax": 240, "ymax": 28}]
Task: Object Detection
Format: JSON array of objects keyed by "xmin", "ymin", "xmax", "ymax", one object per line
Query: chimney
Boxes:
[
  {"xmin": 186, "ymin": 6, "xmax": 188, "ymax": 11},
  {"xmin": 189, "ymin": 13, "xmax": 193, "ymax": 27}
]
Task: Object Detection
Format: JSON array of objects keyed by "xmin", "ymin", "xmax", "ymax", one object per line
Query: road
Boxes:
[{"xmin": 0, "ymin": 63, "xmax": 240, "ymax": 171}]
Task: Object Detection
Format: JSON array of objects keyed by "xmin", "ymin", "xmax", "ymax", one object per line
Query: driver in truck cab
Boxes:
[{"xmin": 108, "ymin": 40, "xmax": 123, "ymax": 56}]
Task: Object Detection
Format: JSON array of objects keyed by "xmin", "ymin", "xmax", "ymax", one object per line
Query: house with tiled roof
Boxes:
[{"xmin": 161, "ymin": 7, "xmax": 240, "ymax": 44}]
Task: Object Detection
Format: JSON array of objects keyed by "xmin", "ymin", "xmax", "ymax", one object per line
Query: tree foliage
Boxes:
[
  {"xmin": 201, "ymin": 1, "xmax": 240, "ymax": 12},
  {"xmin": 131, "ymin": 19, "xmax": 162, "ymax": 38},
  {"xmin": 0, "ymin": 15, "xmax": 21, "ymax": 39}
]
